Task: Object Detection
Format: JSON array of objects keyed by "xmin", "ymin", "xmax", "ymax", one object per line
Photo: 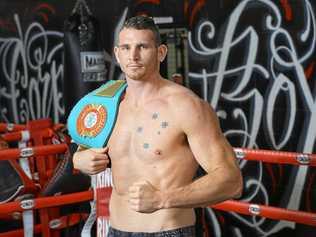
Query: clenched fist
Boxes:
[
  {"xmin": 73, "ymin": 147, "xmax": 110, "ymax": 175},
  {"xmin": 128, "ymin": 180, "xmax": 163, "ymax": 213}
]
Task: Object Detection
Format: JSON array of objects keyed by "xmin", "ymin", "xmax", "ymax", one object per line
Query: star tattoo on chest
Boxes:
[
  {"xmin": 137, "ymin": 126, "xmax": 143, "ymax": 133},
  {"xmin": 161, "ymin": 121, "xmax": 168, "ymax": 128},
  {"xmin": 137, "ymin": 112, "xmax": 170, "ymax": 152}
]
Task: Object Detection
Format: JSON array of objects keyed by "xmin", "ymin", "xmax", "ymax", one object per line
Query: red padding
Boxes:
[{"xmin": 97, "ymin": 187, "xmax": 112, "ymax": 218}]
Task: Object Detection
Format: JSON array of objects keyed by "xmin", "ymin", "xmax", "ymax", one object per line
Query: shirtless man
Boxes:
[{"xmin": 73, "ymin": 15, "xmax": 243, "ymax": 236}]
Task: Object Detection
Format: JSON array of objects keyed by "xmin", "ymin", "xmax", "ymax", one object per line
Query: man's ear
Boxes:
[
  {"xmin": 158, "ymin": 44, "xmax": 168, "ymax": 63},
  {"xmin": 114, "ymin": 46, "xmax": 120, "ymax": 64}
]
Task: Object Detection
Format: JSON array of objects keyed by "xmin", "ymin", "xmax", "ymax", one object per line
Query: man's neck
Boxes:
[{"xmin": 125, "ymin": 76, "xmax": 162, "ymax": 107}]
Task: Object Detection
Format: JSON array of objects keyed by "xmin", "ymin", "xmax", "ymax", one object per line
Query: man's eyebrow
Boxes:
[
  {"xmin": 117, "ymin": 44, "xmax": 129, "ymax": 47},
  {"xmin": 118, "ymin": 42, "xmax": 152, "ymax": 47},
  {"xmin": 137, "ymin": 43, "xmax": 151, "ymax": 46}
]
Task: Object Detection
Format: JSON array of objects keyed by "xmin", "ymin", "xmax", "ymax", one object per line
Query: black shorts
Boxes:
[{"xmin": 108, "ymin": 225, "xmax": 195, "ymax": 237}]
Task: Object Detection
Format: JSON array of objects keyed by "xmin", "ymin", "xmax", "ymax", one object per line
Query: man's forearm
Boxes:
[{"xmin": 160, "ymin": 169, "xmax": 242, "ymax": 209}]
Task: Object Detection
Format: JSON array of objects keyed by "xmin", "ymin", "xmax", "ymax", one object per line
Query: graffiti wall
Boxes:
[
  {"xmin": 0, "ymin": 0, "xmax": 315, "ymax": 236},
  {"xmin": 187, "ymin": 1, "xmax": 316, "ymax": 236},
  {"xmin": 0, "ymin": 0, "xmax": 125, "ymax": 123}
]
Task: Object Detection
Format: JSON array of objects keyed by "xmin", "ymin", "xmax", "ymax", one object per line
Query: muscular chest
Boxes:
[{"xmin": 108, "ymin": 101, "xmax": 182, "ymax": 163}]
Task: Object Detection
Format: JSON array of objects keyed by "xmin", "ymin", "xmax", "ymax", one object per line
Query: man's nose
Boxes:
[{"xmin": 129, "ymin": 47, "xmax": 140, "ymax": 61}]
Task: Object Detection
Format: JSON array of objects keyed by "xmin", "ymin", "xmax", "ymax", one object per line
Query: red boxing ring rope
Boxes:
[
  {"xmin": 0, "ymin": 143, "xmax": 68, "ymax": 161},
  {"xmin": 212, "ymin": 200, "xmax": 316, "ymax": 226},
  {"xmin": 0, "ymin": 123, "xmax": 26, "ymax": 133},
  {"xmin": 0, "ymin": 213, "xmax": 88, "ymax": 237},
  {"xmin": 234, "ymin": 148, "xmax": 316, "ymax": 166},
  {"xmin": 1, "ymin": 129, "xmax": 54, "ymax": 142},
  {"xmin": 0, "ymin": 191, "xmax": 93, "ymax": 215}
]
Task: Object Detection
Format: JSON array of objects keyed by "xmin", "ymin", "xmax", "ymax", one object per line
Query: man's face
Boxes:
[{"xmin": 114, "ymin": 28, "xmax": 163, "ymax": 81}]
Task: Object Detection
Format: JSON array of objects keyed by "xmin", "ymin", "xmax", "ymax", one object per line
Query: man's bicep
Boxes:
[
  {"xmin": 187, "ymin": 131, "xmax": 230, "ymax": 172},
  {"xmin": 184, "ymin": 104, "xmax": 235, "ymax": 173}
]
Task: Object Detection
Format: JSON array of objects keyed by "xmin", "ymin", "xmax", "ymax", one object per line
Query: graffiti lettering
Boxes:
[
  {"xmin": 0, "ymin": 14, "xmax": 64, "ymax": 123},
  {"xmin": 188, "ymin": 0, "xmax": 316, "ymax": 235}
]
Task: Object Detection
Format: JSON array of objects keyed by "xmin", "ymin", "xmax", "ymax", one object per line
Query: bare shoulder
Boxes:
[
  {"xmin": 162, "ymin": 79, "xmax": 202, "ymax": 106},
  {"xmin": 161, "ymin": 80, "xmax": 217, "ymax": 132}
]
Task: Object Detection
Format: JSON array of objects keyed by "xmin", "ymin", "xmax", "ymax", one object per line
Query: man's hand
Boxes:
[
  {"xmin": 73, "ymin": 147, "xmax": 110, "ymax": 175},
  {"xmin": 128, "ymin": 181, "xmax": 163, "ymax": 213}
]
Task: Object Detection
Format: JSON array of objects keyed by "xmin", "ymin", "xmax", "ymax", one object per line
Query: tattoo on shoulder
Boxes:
[
  {"xmin": 143, "ymin": 143, "xmax": 150, "ymax": 149},
  {"xmin": 137, "ymin": 126, "xmax": 143, "ymax": 133}
]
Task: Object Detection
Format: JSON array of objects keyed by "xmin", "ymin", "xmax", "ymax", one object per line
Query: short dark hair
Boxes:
[{"xmin": 121, "ymin": 15, "xmax": 161, "ymax": 46}]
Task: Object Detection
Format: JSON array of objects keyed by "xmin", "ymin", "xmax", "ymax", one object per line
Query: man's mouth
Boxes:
[{"xmin": 127, "ymin": 64, "xmax": 143, "ymax": 68}]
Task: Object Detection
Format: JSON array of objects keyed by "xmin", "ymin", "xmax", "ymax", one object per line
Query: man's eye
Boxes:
[{"xmin": 120, "ymin": 46, "xmax": 129, "ymax": 50}]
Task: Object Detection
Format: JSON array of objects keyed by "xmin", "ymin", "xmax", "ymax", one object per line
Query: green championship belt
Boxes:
[{"xmin": 67, "ymin": 80, "xmax": 127, "ymax": 148}]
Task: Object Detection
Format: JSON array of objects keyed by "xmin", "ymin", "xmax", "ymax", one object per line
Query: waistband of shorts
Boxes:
[{"xmin": 108, "ymin": 225, "xmax": 195, "ymax": 236}]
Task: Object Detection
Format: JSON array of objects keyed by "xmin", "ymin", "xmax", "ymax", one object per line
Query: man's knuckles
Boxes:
[
  {"xmin": 90, "ymin": 147, "xmax": 109, "ymax": 154},
  {"xmin": 130, "ymin": 187, "xmax": 145, "ymax": 196}
]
